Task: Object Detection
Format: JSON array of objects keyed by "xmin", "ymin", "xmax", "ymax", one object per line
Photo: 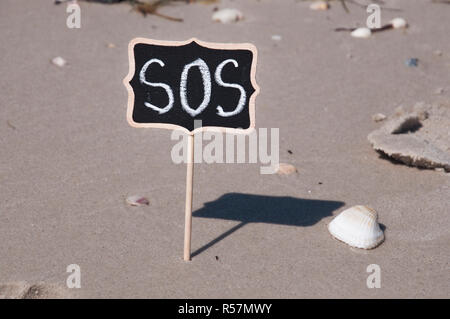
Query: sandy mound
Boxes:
[
  {"xmin": 0, "ymin": 282, "xmax": 71, "ymax": 299},
  {"xmin": 368, "ymin": 102, "xmax": 450, "ymax": 172}
]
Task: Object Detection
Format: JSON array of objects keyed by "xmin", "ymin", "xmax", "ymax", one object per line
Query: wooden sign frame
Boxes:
[
  {"xmin": 123, "ymin": 38, "xmax": 259, "ymax": 261},
  {"xmin": 123, "ymin": 37, "xmax": 260, "ymax": 135}
]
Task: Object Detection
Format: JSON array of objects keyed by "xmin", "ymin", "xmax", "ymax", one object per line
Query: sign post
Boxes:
[
  {"xmin": 184, "ymin": 134, "xmax": 194, "ymax": 261},
  {"xmin": 124, "ymin": 38, "xmax": 259, "ymax": 261}
]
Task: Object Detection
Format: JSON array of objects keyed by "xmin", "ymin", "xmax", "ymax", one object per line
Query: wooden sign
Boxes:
[
  {"xmin": 124, "ymin": 38, "xmax": 259, "ymax": 261},
  {"xmin": 124, "ymin": 38, "xmax": 259, "ymax": 133}
]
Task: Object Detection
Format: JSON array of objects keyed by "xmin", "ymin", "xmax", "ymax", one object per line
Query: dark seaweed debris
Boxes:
[
  {"xmin": 300, "ymin": 0, "xmax": 401, "ymax": 13},
  {"xmin": 55, "ymin": 0, "xmax": 199, "ymax": 22}
]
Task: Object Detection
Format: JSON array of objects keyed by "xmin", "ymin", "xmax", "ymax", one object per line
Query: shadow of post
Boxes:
[{"xmin": 192, "ymin": 193, "xmax": 345, "ymax": 257}]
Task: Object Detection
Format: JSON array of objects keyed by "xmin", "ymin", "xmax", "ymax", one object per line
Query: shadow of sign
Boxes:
[{"xmin": 192, "ymin": 193, "xmax": 345, "ymax": 257}]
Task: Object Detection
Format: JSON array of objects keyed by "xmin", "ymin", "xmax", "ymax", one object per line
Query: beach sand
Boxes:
[{"xmin": 0, "ymin": 0, "xmax": 449, "ymax": 298}]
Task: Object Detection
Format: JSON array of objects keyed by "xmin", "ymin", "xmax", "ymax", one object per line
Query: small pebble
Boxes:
[
  {"xmin": 6, "ymin": 120, "xmax": 16, "ymax": 130},
  {"xmin": 434, "ymin": 88, "xmax": 444, "ymax": 95},
  {"xmin": 126, "ymin": 195, "xmax": 149, "ymax": 207},
  {"xmin": 390, "ymin": 17, "xmax": 407, "ymax": 29},
  {"xmin": 107, "ymin": 43, "xmax": 116, "ymax": 48},
  {"xmin": 372, "ymin": 113, "xmax": 387, "ymax": 122},
  {"xmin": 405, "ymin": 58, "xmax": 418, "ymax": 67},
  {"xmin": 51, "ymin": 56, "xmax": 66, "ymax": 67},
  {"xmin": 276, "ymin": 163, "xmax": 297, "ymax": 175},
  {"xmin": 212, "ymin": 8, "xmax": 243, "ymax": 24},
  {"xmin": 309, "ymin": 1, "xmax": 329, "ymax": 10},
  {"xmin": 351, "ymin": 28, "xmax": 371, "ymax": 39},
  {"xmin": 271, "ymin": 35, "xmax": 282, "ymax": 41},
  {"xmin": 433, "ymin": 50, "xmax": 443, "ymax": 57}
]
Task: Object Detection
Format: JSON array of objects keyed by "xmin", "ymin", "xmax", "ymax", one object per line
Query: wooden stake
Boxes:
[{"xmin": 183, "ymin": 134, "xmax": 194, "ymax": 261}]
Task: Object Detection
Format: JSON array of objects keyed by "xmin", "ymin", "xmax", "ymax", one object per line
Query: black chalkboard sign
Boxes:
[{"xmin": 124, "ymin": 38, "xmax": 259, "ymax": 133}]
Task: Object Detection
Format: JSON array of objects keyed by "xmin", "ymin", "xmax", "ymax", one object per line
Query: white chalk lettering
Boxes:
[
  {"xmin": 139, "ymin": 59, "xmax": 174, "ymax": 114},
  {"xmin": 215, "ymin": 59, "xmax": 247, "ymax": 117},
  {"xmin": 180, "ymin": 58, "xmax": 211, "ymax": 117}
]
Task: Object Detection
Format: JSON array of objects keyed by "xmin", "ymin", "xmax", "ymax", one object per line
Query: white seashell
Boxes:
[
  {"xmin": 390, "ymin": 17, "xmax": 407, "ymax": 29},
  {"xmin": 328, "ymin": 205, "xmax": 384, "ymax": 249},
  {"xmin": 51, "ymin": 56, "xmax": 66, "ymax": 67},
  {"xmin": 212, "ymin": 8, "xmax": 243, "ymax": 24},
  {"xmin": 309, "ymin": 1, "xmax": 329, "ymax": 11},
  {"xmin": 351, "ymin": 28, "xmax": 371, "ymax": 38},
  {"xmin": 126, "ymin": 195, "xmax": 149, "ymax": 207}
]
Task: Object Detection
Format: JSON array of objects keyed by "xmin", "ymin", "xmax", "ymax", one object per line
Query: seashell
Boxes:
[
  {"xmin": 276, "ymin": 163, "xmax": 297, "ymax": 175},
  {"xmin": 126, "ymin": 195, "xmax": 149, "ymax": 206},
  {"xmin": 351, "ymin": 27, "xmax": 371, "ymax": 39},
  {"xmin": 372, "ymin": 113, "xmax": 387, "ymax": 122},
  {"xmin": 51, "ymin": 56, "xmax": 66, "ymax": 67},
  {"xmin": 309, "ymin": 1, "xmax": 329, "ymax": 11},
  {"xmin": 328, "ymin": 205, "xmax": 384, "ymax": 249},
  {"xmin": 390, "ymin": 17, "xmax": 407, "ymax": 29},
  {"xmin": 212, "ymin": 8, "xmax": 243, "ymax": 24}
]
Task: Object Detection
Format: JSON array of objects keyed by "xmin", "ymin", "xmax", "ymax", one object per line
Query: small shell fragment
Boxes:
[
  {"xmin": 372, "ymin": 113, "xmax": 387, "ymax": 122},
  {"xmin": 328, "ymin": 205, "xmax": 384, "ymax": 249},
  {"xmin": 51, "ymin": 56, "xmax": 66, "ymax": 67},
  {"xmin": 351, "ymin": 28, "xmax": 372, "ymax": 39},
  {"xmin": 309, "ymin": 1, "xmax": 329, "ymax": 10},
  {"xmin": 390, "ymin": 17, "xmax": 407, "ymax": 29},
  {"xmin": 212, "ymin": 8, "xmax": 243, "ymax": 24},
  {"xmin": 126, "ymin": 195, "xmax": 149, "ymax": 206},
  {"xmin": 276, "ymin": 163, "xmax": 297, "ymax": 175}
]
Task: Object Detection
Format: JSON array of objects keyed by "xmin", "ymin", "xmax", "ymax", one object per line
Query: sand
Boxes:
[
  {"xmin": 368, "ymin": 102, "xmax": 450, "ymax": 171},
  {"xmin": 0, "ymin": 0, "xmax": 449, "ymax": 298}
]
